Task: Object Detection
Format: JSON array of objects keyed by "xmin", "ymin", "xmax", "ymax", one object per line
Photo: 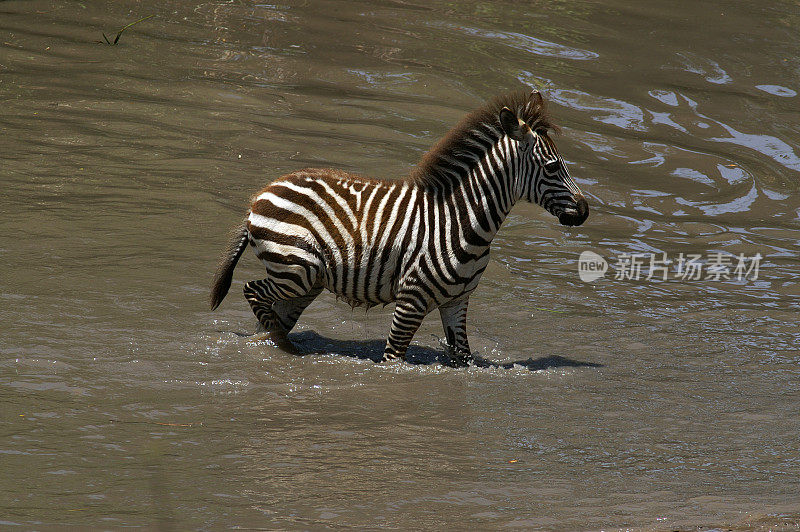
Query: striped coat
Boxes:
[{"xmin": 211, "ymin": 90, "xmax": 589, "ymax": 366}]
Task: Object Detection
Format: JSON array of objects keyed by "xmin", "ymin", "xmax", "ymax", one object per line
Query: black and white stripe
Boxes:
[{"xmin": 211, "ymin": 90, "xmax": 589, "ymax": 366}]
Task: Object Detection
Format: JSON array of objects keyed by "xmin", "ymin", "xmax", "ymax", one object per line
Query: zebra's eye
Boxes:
[{"xmin": 544, "ymin": 160, "xmax": 560, "ymax": 174}]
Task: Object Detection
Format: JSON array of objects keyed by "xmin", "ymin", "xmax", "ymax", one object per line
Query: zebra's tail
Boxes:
[{"xmin": 210, "ymin": 221, "xmax": 249, "ymax": 310}]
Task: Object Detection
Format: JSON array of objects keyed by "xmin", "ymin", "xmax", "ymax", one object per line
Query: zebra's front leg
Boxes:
[
  {"xmin": 439, "ymin": 296, "xmax": 473, "ymax": 367},
  {"xmin": 382, "ymin": 297, "xmax": 428, "ymax": 363}
]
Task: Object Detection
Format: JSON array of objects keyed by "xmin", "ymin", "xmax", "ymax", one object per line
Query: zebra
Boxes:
[{"xmin": 211, "ymin": 89, "xmax": 589, "ymax": 366}]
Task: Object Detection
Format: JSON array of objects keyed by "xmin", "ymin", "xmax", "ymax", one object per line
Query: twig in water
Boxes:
[{"xmin": 97, "ymin": 14, "xmax": 154, "ymax": 45}]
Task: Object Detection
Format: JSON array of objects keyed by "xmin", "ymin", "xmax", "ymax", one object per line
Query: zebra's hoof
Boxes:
[{"xmin": 251, "ymin": 330, "xmax": 297, "ymax": 354}]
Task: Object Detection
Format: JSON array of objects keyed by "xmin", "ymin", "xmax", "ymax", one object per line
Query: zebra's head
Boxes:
[{"xmin": 499, "ymin": 95, "xmax": 589, "ymax": 227}]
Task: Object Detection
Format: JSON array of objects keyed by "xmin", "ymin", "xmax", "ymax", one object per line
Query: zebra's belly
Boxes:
[
  {"xmin": 311, "ymin": 242, "xmax": 401, "ymax": 308},
  {"xmin": 323, "ymin": 246, "xmax": 493, "ymax": 310}
]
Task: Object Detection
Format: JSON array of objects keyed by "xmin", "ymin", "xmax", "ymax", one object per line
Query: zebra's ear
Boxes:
[
  {"xmin": 499, "ymin": 107, "xmax": 527, "ymax": 142},
  {"xmin": 530, "ymin": 90, "xmax": 544, "ymax": 106}
]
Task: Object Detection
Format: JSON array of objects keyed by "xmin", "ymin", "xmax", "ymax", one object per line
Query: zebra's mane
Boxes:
[{"xmin": 408, "ymin": 90, "xmax": 556, "ymax": 187}]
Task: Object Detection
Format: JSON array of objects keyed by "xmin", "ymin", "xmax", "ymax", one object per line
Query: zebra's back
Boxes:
[{"xmin": 246, "ymin": 169, "xmax": 421, "ymax": 307}]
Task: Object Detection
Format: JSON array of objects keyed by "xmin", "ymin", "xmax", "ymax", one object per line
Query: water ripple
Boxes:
[{"xmin": 441, "ymin": 23, "xmax": 599, "ymax": 61}]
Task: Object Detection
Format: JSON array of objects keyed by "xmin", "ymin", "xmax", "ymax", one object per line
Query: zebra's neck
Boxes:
[{"xmin": 418, "ymin": 135, "xmax": 521, "ymax": 247}]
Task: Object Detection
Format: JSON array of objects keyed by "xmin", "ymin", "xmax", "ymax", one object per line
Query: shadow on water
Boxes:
[{"xmin": 233, "ymin": 330, "xmax": 603, "ymax": 371}]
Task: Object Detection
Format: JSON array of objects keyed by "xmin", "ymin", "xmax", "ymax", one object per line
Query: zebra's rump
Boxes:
[{"xmin": 246, "ymin": 169, "xmax": 419, "ymax": 307}]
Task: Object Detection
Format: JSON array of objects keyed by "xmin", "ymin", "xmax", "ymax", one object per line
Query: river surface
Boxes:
[{"xmin": 2, "ymin": 0, "xmax": 799, "ymax": 529}]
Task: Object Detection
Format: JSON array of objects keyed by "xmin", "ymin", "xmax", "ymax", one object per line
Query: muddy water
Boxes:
[{"xmin": 2, "ymin": 0, "xmax": 799, "ymax": 528}]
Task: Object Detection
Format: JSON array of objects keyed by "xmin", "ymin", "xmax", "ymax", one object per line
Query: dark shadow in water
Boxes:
[{"xmin": 273, "ymin": 330, "xmax": 604, "ymax": 371}]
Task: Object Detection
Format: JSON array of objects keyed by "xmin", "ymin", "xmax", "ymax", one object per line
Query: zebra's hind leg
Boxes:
[
  {"xmin": 438, "ymin": 296, "xmax": 473, "ymax": 367},
  {"xmin": 272, "ymin": 285, "xmax": 323, "ymax": 332},
  {"xmin": 243, "ymin": 274, "xmax": 318, "ymax": 352},
  {"xmin": 382, "ymin": 296, "xmax": 428, "ymax": 363},
  {"xmin": 243, "ymin": 278, "xmax": 282, "ymax": 332}
]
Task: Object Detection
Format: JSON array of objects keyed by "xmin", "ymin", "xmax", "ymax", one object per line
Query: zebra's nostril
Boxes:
[{"xmin": 558, "ymin": 194, "xmax": 589, "ymax": 227}]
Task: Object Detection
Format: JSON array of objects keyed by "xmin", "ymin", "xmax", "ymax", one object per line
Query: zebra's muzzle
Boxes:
[{"xmin": 558, "ymin": 194, "xmax": 589, "ymax": 227}]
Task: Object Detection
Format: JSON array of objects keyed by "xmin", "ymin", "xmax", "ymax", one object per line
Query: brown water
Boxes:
[{"xmin": 2, "ymin": 0, "xmax": 800, "ymax": 529}]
